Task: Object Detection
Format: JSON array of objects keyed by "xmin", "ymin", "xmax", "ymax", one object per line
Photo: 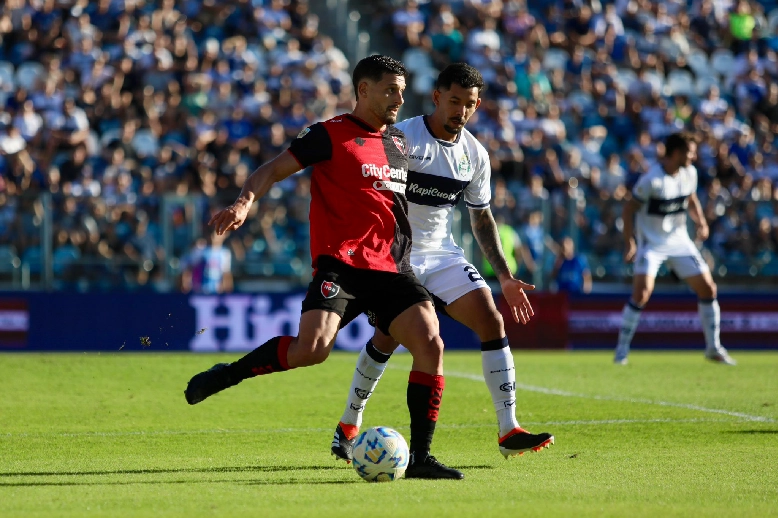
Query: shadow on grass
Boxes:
[
  {"xmin": 0, "ymin": 465, "xmax": 346, "ymax": 477},
  {"xmin": 0, "ymin": 478, "xmax": 360, "ymax": 487},
  {"xmin": 723, "ymin": 430, "xmax": 778, "ymax": 434}
]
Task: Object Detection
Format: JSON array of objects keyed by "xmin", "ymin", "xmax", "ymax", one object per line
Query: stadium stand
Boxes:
[{"xmin": 0, "ymin": 0, "xmax": 777, "ymax": 291}]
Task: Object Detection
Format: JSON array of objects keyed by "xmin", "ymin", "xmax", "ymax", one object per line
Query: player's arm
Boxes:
[
  {"xmin": 209, "ymin": 151, "xmax": 302, "ymax": 234},
  {"xmin": 210, "ymin": 123, "xmax": 331, "ymax": 235},
  {"xmin": 687, "ymin": 192, "xmax": 709, "ymax": 241},
  {"xmin": 622, "ymin": 197, "xmax": 642, "ymax": 262},
  {"xmin": 469, "ymin": 206, "xmax": 535, "ymax": 324}
]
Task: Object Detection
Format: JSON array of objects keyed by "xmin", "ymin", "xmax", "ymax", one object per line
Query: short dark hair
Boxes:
[
  {"xmin": 351, "ymin": 55, "xmax": 408, "ymax": 100},
  {"xmin": 435, "ymin": 63, "xmax": 485, "ymax": 93},
  {"xmin": 664, "ymin": 132, "xmax": 696, "ymax": 157}
]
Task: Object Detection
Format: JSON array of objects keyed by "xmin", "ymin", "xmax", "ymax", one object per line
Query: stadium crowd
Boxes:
[
  {"xmin": 385, "ymin": 0, "xmax": 778, "ymax": 282},
  {"xmin": 1, "ymin": 0, "xmax": 778, "ymax": 292}
]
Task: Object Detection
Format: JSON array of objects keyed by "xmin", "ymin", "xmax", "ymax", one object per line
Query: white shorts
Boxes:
[
  {"xmin": 411, "ymin": 248, "xmax": 490, "ymax": 305},
  {"xmin": 633, "ymin": 242, "xmax": 709, "ymax": 279}
]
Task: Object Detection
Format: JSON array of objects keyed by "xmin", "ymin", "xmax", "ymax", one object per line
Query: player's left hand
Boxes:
[
  {"xmin": 696, "ymin": 224, "xmax": 709, "ymax": 242},
  {"xmin": 500, "ymin": 277, "xmax": 535, "ymax": 325}
]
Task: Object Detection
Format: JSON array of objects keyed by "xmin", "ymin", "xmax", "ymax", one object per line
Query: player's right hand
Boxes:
[
  {"xmin": 209, "ymin": 200, "xmax": 251, "ymax": 235},
  {"xmin": 624, "ymin": 238, "xmax": 637, "ymax": 262}
]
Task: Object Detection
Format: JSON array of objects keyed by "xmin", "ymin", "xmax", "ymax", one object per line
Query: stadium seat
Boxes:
[
  {"xmin": 695, "ymin": 74, "xmax": 720, "ymax": 97},
  {"xmin": 666, "ymin": 70, "xmax": 694, "ymax": 96},
  {"xmin": 0, "ymin": 61, "xmax": 14, "ymax": 91},
  {"xmin": 568, "ymin": 90, "xmax": 594, "ymax": 111},
  {"xmin": 412, "ymin": 66, "xmax": 438, "ymax": 96},
  {"xmin": 402, "ymin": 47, "xmax": 433, "ymax": 74},
  {"xmin": 15, "ymin": 62, "xmax": 45, "ymax": 90},
  {"xmin": 710, "ymin": 49, "xmax": 735, "ymax": 78},
  {"xmin": 642, "ymin": 70, "xmax": 665, "ymax": 95},
  {"xmin": 132, "ymin": 130, "xmax": 160, "ymax": 158},
  {"xmin": 686, "ymin": 50, "xmax": 709, "ymax": 76},
  {"xmin": 100, "ymin": 128, "xmax": 122, "ymax": 148},
  {"xmin": 0, "ymin": 245, "xmax": 20, "ymax": 283},
  {"xmin": 614, "ymin": 68, "xmax": 637, "ymax": 91},
  {"xmin": 542, "ymin": 48, "xmax": 569, "ymax": 71},
  {"xmin": 769, "ymin": 10, "xmax": 778, "ymax": 33}
]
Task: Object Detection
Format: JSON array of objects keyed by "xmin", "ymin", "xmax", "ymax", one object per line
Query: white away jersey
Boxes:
[
  {"xmin": 632, "ymin": 163, "xmax": 697, "ymax": 253},
  {"xmin": 395, "ymin": 115, "xmax": 491, "ymax": 251}
]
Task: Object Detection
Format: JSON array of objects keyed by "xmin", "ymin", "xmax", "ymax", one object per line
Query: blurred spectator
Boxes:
[
  {"xmin": 552, "ymin": 236, "xmax": 592, "ymax": 294},
  {"xmin": 180, "ymin": 230, "xmax": 233, "ymax": 295}
]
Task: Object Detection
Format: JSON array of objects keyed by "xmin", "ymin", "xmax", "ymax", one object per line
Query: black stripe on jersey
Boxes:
[
  {"xmin": 466, "ymin": 201, "xmax": 490, "ymax": 209},
  {"xmin": 405, "ymin": 170, "xmax": 469, "ymax": 208},
  {"xmin": 646, "ymin": 195, "xmax": 688, "ymax": 216}
]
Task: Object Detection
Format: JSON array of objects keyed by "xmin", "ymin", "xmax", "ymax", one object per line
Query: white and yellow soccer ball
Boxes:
[{"xmin": 351, "ymin": 426, "xmax": 409, "ymax": 482}]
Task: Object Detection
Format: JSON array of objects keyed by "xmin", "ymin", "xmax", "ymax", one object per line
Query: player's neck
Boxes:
[
  {"xmin": 661, "ymin": 160, "xmax": 680, "ymax": 176},
  {"xmin": 425, "ymin": 114, "xmax": 458, "ymax": 142},
  {"xmin": 349, "ymin": 108, "xmax": 387, "ymax": 133}
]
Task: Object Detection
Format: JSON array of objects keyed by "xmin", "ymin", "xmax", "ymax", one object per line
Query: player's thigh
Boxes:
[
  {"xmin": 667, "ymin": 246, "xmax": 710, "ymax": 280},
  {"xmin": 443, "ymin": 287, "xmax": 504, "ymax": 342},
  {"xmin": 422, "ymin": 252, "xmax": 490, "ymax": 306},
  {"xmin": 633, "ymin": 246, "xmax": 665, "ymax": 279},
  {"xmin": 682, "ymin": 271, "xmax": 717, "ymax": 299}
]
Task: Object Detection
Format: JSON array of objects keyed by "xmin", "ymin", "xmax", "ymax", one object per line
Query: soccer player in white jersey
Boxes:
[
  {"xmin": 615, "ymin": 132, "xmax": 736, "ymax": 365},
  {"xmin": 330, "ymin": 63, "xmax": 554, "ymax": 463}
]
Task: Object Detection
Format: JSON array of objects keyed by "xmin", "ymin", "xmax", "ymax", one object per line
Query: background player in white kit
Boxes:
[
  {"xmin": 331, "ymin": 63, "xmax": 554, "ymax": 461},
  {"xmin": 615, "ymin": 132, "xmax": 736, "ymax": 365}
]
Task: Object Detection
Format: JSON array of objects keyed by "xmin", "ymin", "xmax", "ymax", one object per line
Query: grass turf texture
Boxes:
[{"xmin": 1, "ymin": 351, "xmax": 777, "ymax": 518}]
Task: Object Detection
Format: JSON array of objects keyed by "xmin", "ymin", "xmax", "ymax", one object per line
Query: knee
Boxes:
[
  {"xmin": 417, "ymin": 334, "xmax": 444, "ymax": 361},
  {"xmin": 294, "ymin": 336, "xmax": 331, "ymax": 366},
  {"xmin": 475, "ymin": 309, "xmax": 505, "ymax": 341},
  {"xmin": 702, "ymin": 281, "xmax": 717, "ymax": 300},
  {"xmin": 634, "ymin": 289, "xmax": 651, "ymax": 306}
]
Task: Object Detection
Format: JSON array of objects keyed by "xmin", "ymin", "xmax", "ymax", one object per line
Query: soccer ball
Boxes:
[{"xmin": 351, "ymin": 426, "xmax": 409, "ymax": 482}]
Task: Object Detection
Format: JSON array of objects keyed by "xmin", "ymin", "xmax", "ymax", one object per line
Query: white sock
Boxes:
[
  {"xmin": 481, "ymin": 338, "xmax": 520, "ymax": 438},
  {"xmin": 617, "ymin": 301, "xmax": 643, "ymax": 350},
  {"xmin": 698, "ymin": 299, "xmax": 721, "ymax": 352},
  {"xmin": 339, "ymin": 340, "xmax": 390, "ymax": 430}
]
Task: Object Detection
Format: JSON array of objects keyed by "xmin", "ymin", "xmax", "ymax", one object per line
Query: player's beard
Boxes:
[
  {"xmin": 383, "ymin": 105, "xmax": 400, "ymax": 124},
  {"xmin": 443, "ymin": 117, "xmax": 465, "ymax": 134}
]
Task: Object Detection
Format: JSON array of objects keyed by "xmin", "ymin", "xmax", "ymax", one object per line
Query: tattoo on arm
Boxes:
[{"xmin": 470, "ymin": 207, "xmax": 511, "ymax": 279}]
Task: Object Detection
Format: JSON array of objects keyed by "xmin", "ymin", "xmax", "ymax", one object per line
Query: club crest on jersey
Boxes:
[
  {"xmin": 392, "ymin": 136, "xmax": 405, "ymax": 154},
  {"xmin": 321, "ymin": 281, "xmax": 340, "ymax": 299},
  {"xmin": 457, "ymin": 153, "xmax": 472, "ymax": 176}
]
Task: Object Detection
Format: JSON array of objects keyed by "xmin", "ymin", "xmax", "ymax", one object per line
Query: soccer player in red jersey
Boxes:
[{"xmin": 184, "ymin": 55, "xmax": 463, "ymax": 479}]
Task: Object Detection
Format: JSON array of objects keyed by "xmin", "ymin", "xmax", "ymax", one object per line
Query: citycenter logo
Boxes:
[{"xmin": 361, "ymin": 163, "xmax": 407, "ymax": 182}]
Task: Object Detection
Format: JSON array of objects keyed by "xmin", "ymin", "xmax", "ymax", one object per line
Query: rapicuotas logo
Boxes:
[{"xmin": 406, "ymin": 182, "xmax": 458, "ymax": 201}]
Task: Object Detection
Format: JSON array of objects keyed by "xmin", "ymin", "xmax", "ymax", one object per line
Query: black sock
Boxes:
[
  {"xmin": 229, "ymin": 336, "xmax": 293, "ymax": 380},
  {"xmin": 407, "ymin": 371, "xmax": 445, "ymax": 458}
]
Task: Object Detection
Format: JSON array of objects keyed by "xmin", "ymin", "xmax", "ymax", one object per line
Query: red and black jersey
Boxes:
[{"xmin": 288, "ymin": 114, "xmax": 412, "ymax": 273}]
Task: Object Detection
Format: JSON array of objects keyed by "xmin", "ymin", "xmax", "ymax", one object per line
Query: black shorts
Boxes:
[{"xmin": 301, "ymin": 255, "xmax": 432, "ymax": 335}]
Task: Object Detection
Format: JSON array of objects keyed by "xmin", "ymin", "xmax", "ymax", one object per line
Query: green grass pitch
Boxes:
[{"xmin": 1, "ymin": 351, "xmax": 777, "ymax": 517}]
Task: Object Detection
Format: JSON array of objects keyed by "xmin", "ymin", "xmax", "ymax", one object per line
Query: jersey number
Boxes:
[{"xmin": 464, "ymin": 265, "xmax": 482, "ymax": 283}]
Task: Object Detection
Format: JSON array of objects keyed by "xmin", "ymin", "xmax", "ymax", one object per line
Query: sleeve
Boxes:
[
  {"xmin": 631, "ymin": 172, "xmax": 653, "ymax": 203},
  {"xmin": 287, "ymin": 123, "xmax": 332, "ymax": 167},
  {"xmin": 688, "ymin": 165, "xmax": 698, "ymax": 192},
  {"xmin": 464, "ymin": 144, "xmax": 492, "ymax": 209}
]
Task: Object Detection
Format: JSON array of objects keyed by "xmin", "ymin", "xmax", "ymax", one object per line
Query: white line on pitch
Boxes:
[
  {"xmin": 438, "ymin": 369, "xmax": 776, "ymax": 423},
  {"xmin": 0, "ymin": 418, "xmax": 741, "ymax": 439}
]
